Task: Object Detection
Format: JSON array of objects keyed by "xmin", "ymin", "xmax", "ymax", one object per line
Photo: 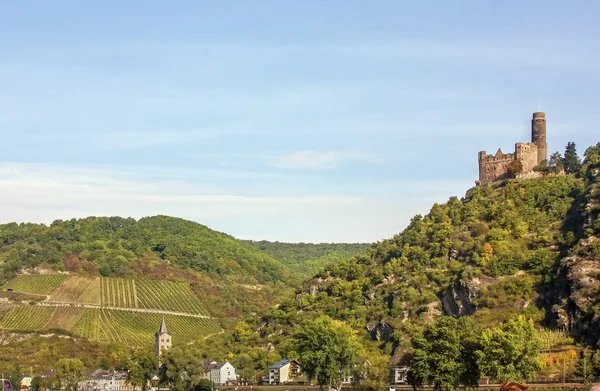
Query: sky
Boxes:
[{"xmin": 1, "ymin": 1, "xmax": 599, "ymax": 243}]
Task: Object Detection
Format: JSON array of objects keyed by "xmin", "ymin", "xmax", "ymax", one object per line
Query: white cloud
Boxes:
[
  {"xmin": 0, "ymin": 162, "xmax": 472, "ymax": 242},
  {"xmin": 267, "ymin": 150, "xmax": 381, "ymax": 170}
]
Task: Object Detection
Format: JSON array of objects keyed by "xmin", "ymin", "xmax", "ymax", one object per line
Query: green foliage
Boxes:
[
  {"xmin": 563, "ymin": 142, "xmax": 582, "ymax": 175},
  {"xmin": 10, "ymin": 365, "xmax": 21, "ymax": 391},
  {"xmin": 55, "ymin": 358, "xmax": 85, "ymax": 391},
  {"xmin": 126, "ymin": 349, "xmax": 156, "ymax": 391},
  {"xmin": 30, "ymin": 376, "xmax": 42, "ymax": 391},
  {"xmin": 351, "ymin": 350, "xmax": 390, "ymax": 391},
  {"xmin": 194, "ymin": 379, "xmax": 214, "ymax": 391},
  {"xmin": 291, "ymin": 315, "xmax": 359, "ymax": 390},
  {"xmin": 476, "ymin": 315, "xmax": 541, "ymax": 382},
  {"xmin": 245, "ymin": 241, "xmax": 370, "ymax": 284},
  {"xmin": 0, "ymin": 216, "xmax": 287, "ymax": 284},
  {"xmin": 159, "ymin": 346, "xmax": 207, "ymax": 391},
  {"xmin": 408, "ymin": 317, "xmax": 480, "ymax": 391}
]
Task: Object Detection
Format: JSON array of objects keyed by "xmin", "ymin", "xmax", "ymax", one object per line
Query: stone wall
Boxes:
[
  {"xmin": 515, "ymin": 142, "xmax": 539, "ymax": 172},
  {"xmin": 478, "ymin": 149, "xmax": 513, "ymax": 184}
]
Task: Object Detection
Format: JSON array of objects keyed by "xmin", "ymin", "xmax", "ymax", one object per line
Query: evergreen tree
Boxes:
[{"xmin": 563, "ymin": 142, "xmax": 582, "ymax": 174}]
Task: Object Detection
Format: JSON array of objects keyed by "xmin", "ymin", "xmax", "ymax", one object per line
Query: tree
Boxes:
[
  {"xmin": 126, "ymin": 349, "xmax": 156, "ymax": 391},
  {"xmin": 10, "ymin": 365, "xmax": 21, "ymax": 391},
  {"xmin": 475, "ymin": 316, "xmax": 541, "ymax": 382},
  {"xmin": 292, "ymin": 315, "xmax": 359, "ymax": 391},
  {"xmin": 408, "ymin": 317, "xmax": 481, "ymax": 391},
  {"xmin": 55, "ymin": 358, "xmax": 85, "ymax": 391},
  {"xmin": 30, "ymin": 376, "xmax": 42, "ymax": 391},
  {"xmin": 548, "ymin": 152, "xmax": 564, "ymax": 174},
  {"xmin": 506, "ymin": 160, "xmax": 523, "ymax": 178},
  {"xmin": 351, "ymin": 349, "xmax": 390, "ymax": 391},
  {"xmin": 159, "ymin": 346, "xmax": 207, "ymax": 391},
  {"xmin": 562, "ymin": 142, "xmax": 582, "ymax": 174},
  {"xmin": 193, "ymin": 379, "xmax": 214, "ymax": 391},
  {"xmin": 573, "ymin": 349, "xmax": 593, "ymax": 384}
]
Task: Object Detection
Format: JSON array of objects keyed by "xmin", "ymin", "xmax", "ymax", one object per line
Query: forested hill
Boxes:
[
  {"xmin": 244, "ymin": 241, "xmax": 370, "ymax": 284},
  {"xmin": 218, "ymin": 142, "xmax": 600, "ymax": 365},
  {"xmin": 0, "ymin": 215, "xmax": 289, "ymax": 285}
]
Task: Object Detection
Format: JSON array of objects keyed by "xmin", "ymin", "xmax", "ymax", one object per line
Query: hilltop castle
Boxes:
[{"xmin": 477, "ymin": 112, "xmax": 547, "ymax": 185}]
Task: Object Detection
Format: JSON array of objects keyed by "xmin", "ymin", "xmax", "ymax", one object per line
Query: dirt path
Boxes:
[{"xmin": 36, "ymin": 301, "xmax": 213, "ymax": 319}]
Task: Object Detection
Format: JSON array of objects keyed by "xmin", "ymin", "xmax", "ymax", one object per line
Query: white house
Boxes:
[
  {"xmin": 269, "ymin": 360, "xmax": 301, "ymax": 384},
  {"xmin": 208, "ymin": 362, "xmax": 236, "ymax": 385},
  {"xmin": 78, "ymin": 371, "xmax": 133, "ymax": 391}
]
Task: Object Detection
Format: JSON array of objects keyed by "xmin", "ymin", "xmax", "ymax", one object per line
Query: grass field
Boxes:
[{"xmin": 0, "ymin": 305, "xmax": 220, "ymax": 346}]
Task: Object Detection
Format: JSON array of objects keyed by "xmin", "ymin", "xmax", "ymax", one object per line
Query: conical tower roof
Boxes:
[{"xmin": 156, "ymin": 317, "xmax": 172, "ymax": 336}]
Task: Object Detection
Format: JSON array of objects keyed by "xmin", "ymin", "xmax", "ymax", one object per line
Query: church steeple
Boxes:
[
  {"xmin": 157, "ymin": 317, "xmax": 171, "ymax": 335},
  {"xmin": 155, "ymin": 317, "xmax": 173, "ymax": 365}
]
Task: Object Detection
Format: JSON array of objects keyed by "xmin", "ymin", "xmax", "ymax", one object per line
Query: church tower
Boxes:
[
  {"xmin": 531, "ymin": 112, "xmax": 547, "ymax": 164},
  {"xmin": 155, "ymin": 317, "xmax": 172, "ymax": 364}
]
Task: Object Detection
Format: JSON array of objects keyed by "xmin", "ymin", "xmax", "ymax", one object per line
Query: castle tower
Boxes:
[
  {"xmin": 155, "ymin": 317, "xmax": 172, "ymax": 365},
  {"xmin": 531, "ymin": 112, "xmax": 547, "ymax": 164}
]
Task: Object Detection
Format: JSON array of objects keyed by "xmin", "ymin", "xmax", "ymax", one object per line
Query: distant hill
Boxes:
[
  {"xmin": 0, "ymin": 215, "xmax": 290, "ymax": 284},
  {"xmin": 0, "ymin": 214, "xmax": 370, "ymax": 373},
  {"xmin": 244, "ymin": 241, "xmax": 371, "ymax": 284}
]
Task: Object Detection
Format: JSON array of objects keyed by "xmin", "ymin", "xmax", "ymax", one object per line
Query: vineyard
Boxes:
[
  {"xmin": 0, "ymin": 305, "xmax": 221, "ymax": 346},
  {"xmin": 51, "ymin": 276, "xmax": 98, "ymax": 303},
  {"xmin": 1, "ymin": 275, "xmax": 208, "ymax": 315},
  {"xmin": 135, "ymin": 279, "xmax": 207, "ymax": 315},
  {"xmin": 100, "ymin": 278, "xmax": 136, "ymax": 308},
  {"xmin": 0, "ymin": 305, "xmax": 55, "ymax": 330},
  {"xmin": 0, "ymin": 274, "xmax": 219, "ymax": 345},
  {"xmin": 3, "ymin": 274, "xmax": 67, "ymax": 295}
]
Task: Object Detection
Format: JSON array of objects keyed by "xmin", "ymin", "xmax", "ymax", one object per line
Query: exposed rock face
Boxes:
[
  {"xmin": 552, "ymin": 254, "xmax": 600, "ymax": 344},
  {"xmin": 440, "ymin": 279, "xmax": 479, "ymax": 317},
  {"xmin": 366, "ymin": 320, "xmax": 394, "ymax": 342}
]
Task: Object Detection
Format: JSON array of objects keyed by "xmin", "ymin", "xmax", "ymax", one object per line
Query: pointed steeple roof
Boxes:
[{"xmin": 156, "ymin": 317, "xmax": 172, "ymax": 336}]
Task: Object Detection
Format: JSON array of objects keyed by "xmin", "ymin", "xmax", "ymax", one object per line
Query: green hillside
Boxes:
[
  {"xmin": 195, "ymin": 143, "xmax": 600, "ymax": 381},
  {"xmin": 0, "ymin": 215, "xmax": 287, "ymax": 284},
  {"xmin": 244, "ymin": 241, "xmax": 371, "ymax": 284}
]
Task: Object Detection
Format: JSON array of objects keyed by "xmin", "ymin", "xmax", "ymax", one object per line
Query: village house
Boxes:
[
  {"xmin": 268, "ymin": 360, "xmax": 301, "ymax": 385},
  {"xmin": 78, "ymin": 370, "xmax": 134, "ymax": 391},
  {"xmin": 205, "ymin": 361, "xmax": 236, "ymax": 386}
]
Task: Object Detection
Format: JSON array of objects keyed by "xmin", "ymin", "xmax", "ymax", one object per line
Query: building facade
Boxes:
[
  {"xmin": 477, "ymin": 112, "xmax": 547, "ymax": 185},
  {"xmin": 208, "ymin": 362, "xmax": 237, "ymax": 386},
  {"xmin": 268, "ymin": 360, "xmax": 301, "ymax": 385},
  {"xmin": 155, "ymin": 317, "xmax": 172, "ymax": 366}
]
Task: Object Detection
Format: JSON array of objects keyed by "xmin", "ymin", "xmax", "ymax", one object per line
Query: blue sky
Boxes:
[{"xmin": 1, "ymin": 1, "xmax": 599, "ymax": 242}]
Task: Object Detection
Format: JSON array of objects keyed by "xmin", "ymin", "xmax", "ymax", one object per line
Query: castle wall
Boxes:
[
  {"xmin": 515, "ymin": 142, "xmax": 538, "ymax": 172},
  {"xmin": 478, "ymin": 149, "xmax": 514, "ymax": 184}
]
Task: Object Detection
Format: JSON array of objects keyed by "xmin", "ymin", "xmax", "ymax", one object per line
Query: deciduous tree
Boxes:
[
  {"xmin": 292, "ymin": 315, "xmax": 359, "ymax": 391},
  {"xmin": 408, "ymin": 317, "xmax": 481, "ymax": 391},
  {"xmin": 475, "ymin": 315, "xmax": 541, "ymax": 382},
  {"xmin": 126, "ymin": 349, "xmax": 156, "ymax": 391},
  {"xmin": 55, "ymin": 358, "xmax": 85, "ymax": 391}
]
